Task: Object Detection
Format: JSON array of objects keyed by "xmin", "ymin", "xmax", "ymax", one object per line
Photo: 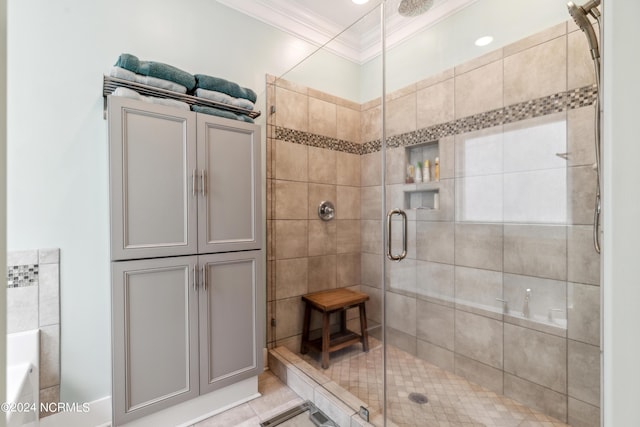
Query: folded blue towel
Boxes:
[
  {"xmin": 115, "ymin": 53, "xmax": 196, "ymax": 91},
  {"xmin": 195, "ymin": 74, "xmax": 257, "ymax": 103},
  {"xmin": 192, "ymin": 105, "xmax": 254, "ymax": 123}
]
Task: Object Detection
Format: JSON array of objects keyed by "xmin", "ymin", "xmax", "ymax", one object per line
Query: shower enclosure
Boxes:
[{"xmin": 267, "ymin": 0, "xmax": 601, "ymax": 425}]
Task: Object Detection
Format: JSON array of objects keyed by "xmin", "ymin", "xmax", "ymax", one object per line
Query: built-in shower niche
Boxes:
[{"xmin": 402, "ymin": 140, "xmax": 440, "ymax": 210}]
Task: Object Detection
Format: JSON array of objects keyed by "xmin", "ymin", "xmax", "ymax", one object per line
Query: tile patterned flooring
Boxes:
[{"xmin": 298, "ymin": 338, "xmax": 570, "ymax": 427}]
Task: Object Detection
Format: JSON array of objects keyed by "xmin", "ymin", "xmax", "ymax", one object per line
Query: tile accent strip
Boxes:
[
  {"xmin": 7, "ymin": 264, "xmax": 39, "ymax": 288},
  {"xmin": 275, "ymin": 84, "xmax": 597, "ymax": 155}
]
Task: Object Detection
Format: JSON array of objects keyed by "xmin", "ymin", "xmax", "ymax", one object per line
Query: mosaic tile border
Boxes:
[
  {"xmin": 7, "ymin": 264, "xmax": 39, "ymax": 288},
  {"xmin": 275, "ymin": 84, "xmax": 597, "ymax": 155}
]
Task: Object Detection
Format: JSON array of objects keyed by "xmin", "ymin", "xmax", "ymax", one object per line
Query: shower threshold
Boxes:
[{"xmin": 260, "ymin": 401, "xmax": 338, "ymax": 427}]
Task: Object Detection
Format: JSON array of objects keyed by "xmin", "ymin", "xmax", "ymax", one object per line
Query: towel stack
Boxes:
[
  {"xmin": 110, "ymin": 53, "xmax": 257, "ymax": 123},
  {"xmin": 193, "ymin": 74, "xmax": 257, "ymax": 123}
]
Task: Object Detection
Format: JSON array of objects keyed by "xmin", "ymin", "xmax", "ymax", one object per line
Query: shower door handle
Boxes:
[{"xmin": 386, "ymin": 208, "xmax": 407, "ymax": 261}]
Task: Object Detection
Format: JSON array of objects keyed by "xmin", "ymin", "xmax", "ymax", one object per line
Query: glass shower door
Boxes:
[{"xmin": 381, "ymin": 0, "xmax": 601, "ymax": 426}]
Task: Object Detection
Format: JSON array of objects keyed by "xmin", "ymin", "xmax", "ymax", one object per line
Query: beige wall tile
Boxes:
[
  {"xmin": 417, "ymin": 78, "xmax": 455, "ymax": 130},
  {"xmin": 275, "ymin": 297, "xmax": 305, "ymax": 340},
  {"xmin": 336, "ymin": 185, "xmax": 360, "ymax": 220},
  {"xmin": 567, "ymin": 106, "xmax": 597, "ymax": 167},
  {"xmin": 386, "ymin": 92, "xmax": 416, "ymax": 137},
  {"xmin": 454, "ymin": 354, "xmax": 504, "ymax": 395},
  {"xmin": 504, "ymin": 224, "xmax": 567, "ymax": 281},
  {"xmin": 568, "ymin": 28, "xmax": 597, "ymax": 90},
  {"xmin": 275, "ymin": 258, "xmax": 308, "ymax": 300},
  {"xmin": 568, "ymin": 340, "xmax": 600, "ymax": 406},
  {"xmin": 386, "ymin": 326, "xmax": 417, "ymax": 356},
  {"xmin": 568, "ymin": 397, "xmax": 600, "ymax": 427},
  {"xmin": 361, "ymin": 253, "xmax": 382, "ymax": 288},
  {"xmin": 275, "ymin": 180, "xmax": 308, "ymax": 220},
  {"xmin": 308, "ymin": 146, "xmax": 337, "ymax": 184},
  {"xmin": 337, "ymin": 252, "xmax": 361, "ymax": 287},
  {"xmin": 568, "ymin": 225, "xmax": 600, "ymax": 285},
  {"xmin": 386, "ymin": 292, "xmax": 416, "ymax": 336},
  {"xmin": 337, "ymin": 152, "xmax": 361, "ymax": 186},
  {"xmin": 360, "ymin": 185, "xmax": 382, "ymax": 220},
  {"xmin": 40, "ymin": 324, "xmax": 60, "ymax": 389},
  {"xmin": 504, "ymin": 323, "xmax": 567, "ymax": 393},
  {"xmin": 361, "ymin": 220, "xmax": 382, "ymax": 255},
  {"xmin": 504, "ymin": 373, "xmax": 568, "ymax": 422},
  {"xmin": 361, "ymin": 104, "xmax": 382, "ymax": 143},
  {"xmin": 504, "ymin": 36, "xmax": 567, "ymax": 105},
  {"xmin": 337, "ymin": 220, "xmax": 361, "ymax": 254},
  {"xmin": 275, "ymin": 220, "xmax": 308, "ymax": 259},
  {"xmin": 568, "ymin": 282, "xmax": 600, "ymax": 346},
  {"xmin": 309, "ymin": 97, "xmax": 337, "ymax": 139},
  {"xmin": 416, "ymin": 221, "xmax": 455, "ymax": 264},
  {"xmin": 308, "ymin": 220, "xmax": 337, "ymax": 257},
  {"xmin": 417, "ymin": 339, "xmax": 454, "ymax": 372},
  {"xmin": 361, "ymin": 151, "xmax": 382, "ymax": 187},
  {"xmin": 568, "ymin": 165, "xmax": 597, "ymax": 225},
  {"xmin": 275, "ymin": 86, "xmax": 308, "ymax": 131},
  {"xmin": 455, "ymin": 310, "xmax": 503, "ymax": 369},
  {"xmin": 417, "ymin": 300, "xmax": 454, "ymax": 350},
  {"xmin": 336, "ymin": 105, "xmax": 361, "ymax": 144},
  {"xmin": 385, "ymin": 147, "xmax": 406, "ymax": 185},
  {"xmin": 275, "ymin": 140, "xmax": 308, "ymax": 182},
  {"xmin": 308, "ymin": 255, "xmax": 337, "ymax": 293},
  {"xmin": 455, "ymin": 60, "xmax": 503, "ymax": 118},
  {"xmin": 415, "ymin": 261, "xmax": 454, "ymax": 306},
  {"xmin": 454, "ymin": 223, "xmax": 503, "ymax": 272}
]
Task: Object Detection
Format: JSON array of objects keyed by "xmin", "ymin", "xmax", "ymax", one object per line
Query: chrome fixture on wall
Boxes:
[
  {"xmin": 567, "ymin": 0, "xmax": 602, "ymax": 253},
  {"xmin": 318, "ymin": 201, "xmax": 335, "ymax": 221}
]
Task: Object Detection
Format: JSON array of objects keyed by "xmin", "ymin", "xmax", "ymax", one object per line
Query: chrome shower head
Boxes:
[
  {"xmin": 398, "ymin": 0, "xmax": 434, "ymax": 17},
  {"xmin": 567, "ymin": 0, "xmax": 601, "ymax": 59}
]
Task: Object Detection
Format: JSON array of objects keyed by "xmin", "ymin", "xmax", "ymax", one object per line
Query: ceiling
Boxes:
[{"xmin": 216, "ymin": 0, "xmax": 479, "ymax": 63}]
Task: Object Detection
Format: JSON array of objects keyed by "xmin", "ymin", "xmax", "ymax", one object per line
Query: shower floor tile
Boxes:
[{"xmin": 298, "ymin": 338, "xmax": 570, "ymax": 427}]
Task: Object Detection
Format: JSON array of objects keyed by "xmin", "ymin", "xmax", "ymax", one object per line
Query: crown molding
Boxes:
[{"xmin": 217, "ymin": 0, "xmax": 478, "ymax": 64}]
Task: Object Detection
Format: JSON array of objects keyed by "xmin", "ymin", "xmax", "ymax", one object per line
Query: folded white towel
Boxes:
[
  {"xmin": 110, "ymin": 66, "xmax": 188, "ymax": 94},
  {"xmin": 112, "ymin": 87, "xmax": 190, "ymax": 110},
  {"xmin": 195, "ymin": 88, "xmax": 255, "ymax": 111}
]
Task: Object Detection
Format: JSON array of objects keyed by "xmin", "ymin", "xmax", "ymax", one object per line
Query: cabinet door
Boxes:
[
  {"xmin": 196, "ymin": 115, "xmax": 262, "ymax": 253},
  {"xmin": 109, "ymin": 96, "xmax": 198, "ymax": 260},
  {"xmin": 112, "ymin": 256, "xmax": 199, "ymax": 426},
  {"xmin": 198, "ymin": 251, "xmax": 264, "ymax": 394}
]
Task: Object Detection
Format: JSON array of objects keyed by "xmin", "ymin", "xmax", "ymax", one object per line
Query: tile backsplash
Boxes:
[{"xmin": 7, "ymin": 248, "xmax": 61, "ymax": 418}]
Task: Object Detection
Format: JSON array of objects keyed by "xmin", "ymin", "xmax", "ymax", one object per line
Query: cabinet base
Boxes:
[{"xmin": 118, "ymin": 376, "xmax": 259, "ymax": 427}]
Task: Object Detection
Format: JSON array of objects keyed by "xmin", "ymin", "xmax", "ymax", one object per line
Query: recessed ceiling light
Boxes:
[
  {"xmin": 475, "ymin": 36, "xmax": 494, "ymax": 47},
  {"xmin": 352, "ymin": 0, "xmax": 369, "ymax": 4}
]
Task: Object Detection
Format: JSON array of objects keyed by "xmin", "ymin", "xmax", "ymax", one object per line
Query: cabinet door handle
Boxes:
[
  {"xmin": 201, "ymin": 264, "xmax": 207, "ymax": 292},
  {"xmin": 386, "ymin": 208, "xmax": 408, "ymax": 261},
  {"xmin": 200, "ymin": 170, "xmax": 206, "ymax": 197},
  {"xmin": 192, "ymin": 169, "xmax": 197, "ymax": 197},
  {"xmin": 192, "ymin": 265, "xmax": 198, "ymax": 291}
]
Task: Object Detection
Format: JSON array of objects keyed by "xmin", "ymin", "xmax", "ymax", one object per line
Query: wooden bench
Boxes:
[{"xmin": 300, "ymin": 288, "xmax": 370, "ymax": 369}]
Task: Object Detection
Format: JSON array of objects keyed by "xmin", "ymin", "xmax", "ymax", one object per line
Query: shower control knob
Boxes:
[{"xmin": 318, "ymin": 201, "xmax": 335, "ymax": 221}]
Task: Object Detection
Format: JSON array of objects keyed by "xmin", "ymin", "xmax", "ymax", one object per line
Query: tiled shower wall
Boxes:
[
  {"xmin": 7, "ymin": 249, "xmax": 61, "ymax": 418},
  {"xmin": 267, "ymin": 20, "xmax": 600, "ymax": 426},
  {"xmin": 266, "ymin": 76, "xmax": 365, "ymax": 350}
]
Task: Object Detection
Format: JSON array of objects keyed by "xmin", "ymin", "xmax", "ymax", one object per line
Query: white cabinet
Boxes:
[
  {"xmin": 111, "ymin": 252, "xmax": 263, "ymax": 425},
  {"xmin": 108, "ymin": 96, "xmax": 264, "ymax": 426},
  {"xmin": 111, "ymin": 256, "xmax": 199, "ymax": 425},
  {"xmin": 108, "ymin": 96, "xmax": 261, "ymax": 260}
]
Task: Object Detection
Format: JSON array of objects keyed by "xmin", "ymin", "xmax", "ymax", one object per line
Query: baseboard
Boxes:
[{"xmin": 38, "ymin": 395, "xmax": 112, "ymax": 427}]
